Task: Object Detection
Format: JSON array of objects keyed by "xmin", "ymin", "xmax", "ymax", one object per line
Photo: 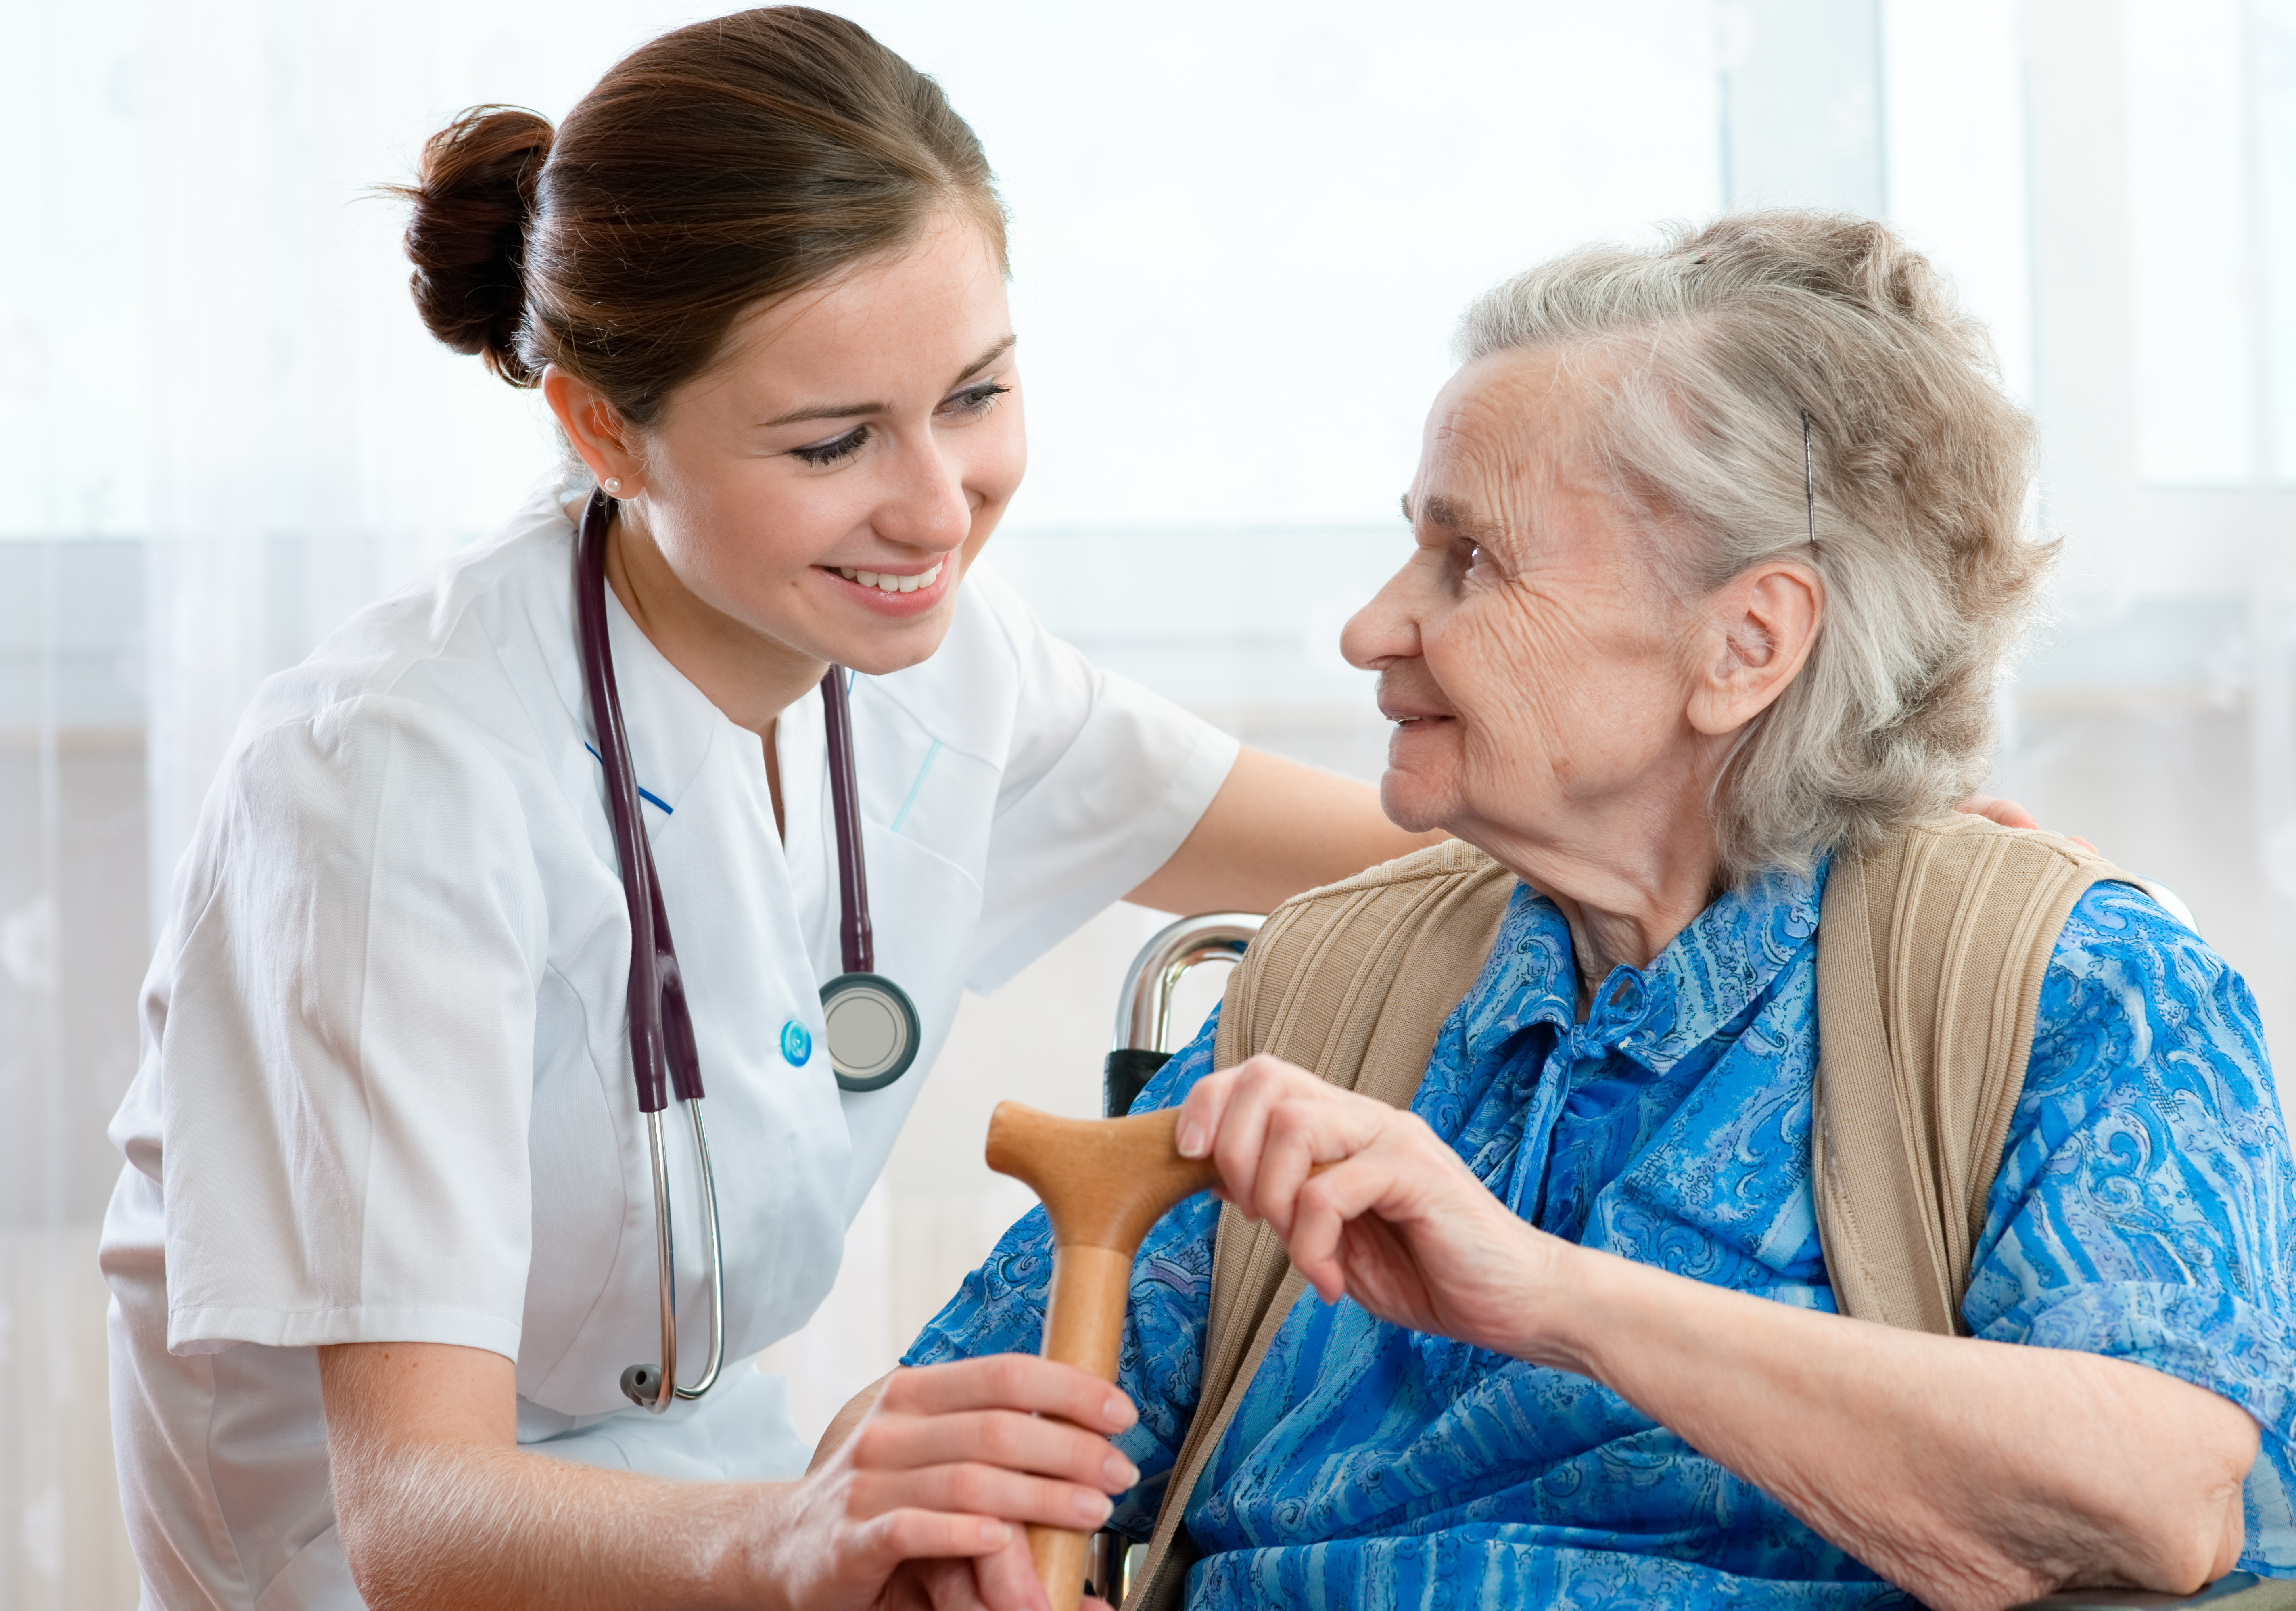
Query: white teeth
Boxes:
[{"xmin": 834, "ymin": 561, "xmax": 943, "ymax": 593}]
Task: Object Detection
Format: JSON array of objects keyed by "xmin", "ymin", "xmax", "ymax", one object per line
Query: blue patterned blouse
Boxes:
[{"xmin": 906, "ymin": 865, "xmax": 2296, "ymax": 1607}]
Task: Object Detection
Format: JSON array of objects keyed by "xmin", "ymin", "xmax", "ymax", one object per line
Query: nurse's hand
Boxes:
[
  {"xmin": 772, "ymin": 1355, "xmax": 1139, "ymax": 1611},
  {"xmin": 1953, "ymin": 793, "xmax": 2096, "ymax": 852}
]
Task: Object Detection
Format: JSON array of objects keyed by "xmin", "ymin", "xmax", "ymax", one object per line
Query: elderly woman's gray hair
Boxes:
[{"xmin": 1458, "ymin": 210, "xmax": 2050, "ymax": 882}]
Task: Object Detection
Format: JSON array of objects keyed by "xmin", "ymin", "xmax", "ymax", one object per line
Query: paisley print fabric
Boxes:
[{"xmin": 906, "ymin": 865, "xmax": 2296, "ymax": 1607}]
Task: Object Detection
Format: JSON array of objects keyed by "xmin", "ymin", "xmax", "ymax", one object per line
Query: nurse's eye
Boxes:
[
  {"xmin": 791, "ymin": 425, "xmax": 870, "ymax": 467},
  {"xmin": 940, "ymin": 380, "xmax": 1009, "ymax": 419}
]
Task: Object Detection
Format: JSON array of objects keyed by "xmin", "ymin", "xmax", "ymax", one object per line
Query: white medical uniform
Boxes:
[{"xmin": 100, "ymin": 478, "xmax": 1238, "ymax": 1610}]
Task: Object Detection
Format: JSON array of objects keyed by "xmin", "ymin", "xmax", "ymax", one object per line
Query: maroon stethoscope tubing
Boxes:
[
  {"xmin": 576, "ymin": 489, "xmax": 703, "ymax": 1115},
  {"xmin": 820, "ymin": 665, "xmax": 873, "ymax": 976},
  {"xmin": 577, "ymin": 488, "xmax": 917, "ymax": 1104}
]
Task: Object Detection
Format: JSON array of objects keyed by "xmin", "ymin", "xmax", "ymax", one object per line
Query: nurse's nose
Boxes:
[{"xmin": 874, "ymin": 435, "xmax": 975, "ymax": 554}]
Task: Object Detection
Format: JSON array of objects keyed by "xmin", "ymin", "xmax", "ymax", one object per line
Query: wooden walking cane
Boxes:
[{"xmin": 984, "ymin": 1101, "xmax": 1222, "ymax": 1611}]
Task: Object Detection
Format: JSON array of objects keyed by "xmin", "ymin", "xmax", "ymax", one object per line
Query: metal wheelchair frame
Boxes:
[{"xmin": 1076, "ymin": 912, "xmax": 2292, "ymax": 1611}]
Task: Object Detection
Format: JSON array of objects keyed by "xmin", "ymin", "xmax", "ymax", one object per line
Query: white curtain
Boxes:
[{"xmin": 4, "ymin": 2, "xmax": 2292, "ymax": 1605}]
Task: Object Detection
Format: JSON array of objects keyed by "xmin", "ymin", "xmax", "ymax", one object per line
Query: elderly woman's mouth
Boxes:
[{"xmin": 1379, "ymin": 692, "xmax": 1456, "ymax": 724}]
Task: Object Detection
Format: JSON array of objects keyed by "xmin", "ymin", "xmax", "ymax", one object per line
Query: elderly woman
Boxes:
[{"xmin": 890, "ymin": 213, "xmax": 2296, "ymax": 1609}]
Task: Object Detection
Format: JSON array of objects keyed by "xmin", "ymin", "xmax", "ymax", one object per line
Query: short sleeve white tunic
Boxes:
[{"xmin": 99, "ymin": 481, "xmax": 1238, "ymax": 1610}]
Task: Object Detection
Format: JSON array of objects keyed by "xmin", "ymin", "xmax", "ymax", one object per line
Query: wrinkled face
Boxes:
[
  {"xmin": 617, "ymin": 212, "xmax": 1024, "ymax": 675},
  {"xmin": 1341, "ymin": 348, "xmax": 1700, "ymax": 854}
]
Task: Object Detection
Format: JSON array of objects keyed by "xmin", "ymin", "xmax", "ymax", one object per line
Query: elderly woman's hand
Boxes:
[{"xmin": 1174, "ymin": 1056, "xmax": 1569, "ymax": 1360}]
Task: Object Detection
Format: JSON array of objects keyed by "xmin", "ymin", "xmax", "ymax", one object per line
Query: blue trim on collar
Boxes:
[
  {"xmin": 890, "ymin": 740, "xmax": 942, "ymax": 835},
  {"xmin": 583, "ymin": 742, "xmax": 673, "ymax": 815}
]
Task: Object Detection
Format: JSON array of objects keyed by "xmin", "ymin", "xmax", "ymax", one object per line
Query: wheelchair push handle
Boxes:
[{"xmin": 1103, "ymin": 913, "xmax": 1264, "ymax": 1118}]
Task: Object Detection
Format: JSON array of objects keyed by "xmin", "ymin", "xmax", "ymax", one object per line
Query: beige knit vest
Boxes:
[{"xmin": 1121, "ymin": 818, "xmax": 2145, "ymax": 1611}]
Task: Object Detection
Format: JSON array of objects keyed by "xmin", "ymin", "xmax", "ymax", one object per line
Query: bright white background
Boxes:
[{"xmin": 2, "ymin": 2, "xmax": 2292, "ymax": 1604}]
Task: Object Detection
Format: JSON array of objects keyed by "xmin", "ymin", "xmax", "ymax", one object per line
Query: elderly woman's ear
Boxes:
[{"xmin": 1682, "ymin": 561, "xmax": 1823, "ymax": 738}]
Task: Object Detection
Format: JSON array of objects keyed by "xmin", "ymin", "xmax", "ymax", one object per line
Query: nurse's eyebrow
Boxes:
[
  {"xmin": 754, "ymin": 336, "xmax": 1018, "ymax": 429},
  {"xmin": 951, "ymin": 335, "xmax": 1016, "ymax": 385}
]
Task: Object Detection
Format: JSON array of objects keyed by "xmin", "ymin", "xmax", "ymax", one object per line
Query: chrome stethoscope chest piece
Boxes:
[{"xmin": 821, "ymin": 971, "xmax": 921, "ymax": 1092}]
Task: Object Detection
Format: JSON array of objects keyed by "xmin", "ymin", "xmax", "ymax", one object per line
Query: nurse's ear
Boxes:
[{"xmin": 541, "ymin": 365, "xmax": 648, "ymax": 498}]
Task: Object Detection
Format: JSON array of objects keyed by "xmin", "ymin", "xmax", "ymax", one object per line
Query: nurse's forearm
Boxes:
[
  {"xmin": 336, "ymin": 1433, "xmax": 768, "ymax": 1609},
  {"xmin": 1126, "ymin": 748, "xmax": 1442, "ymax": 915},
  {"xmin": 319, "ymin": 1342, "xmax": 1136, "ymax": 1611},
  {"xmin": 1527, "ymin": 1249, "xmax": 2256, "ymax": 1611},
  {"xmin": 322, "ymin": 1343, "xmax": 771, "ymax": 1609}
]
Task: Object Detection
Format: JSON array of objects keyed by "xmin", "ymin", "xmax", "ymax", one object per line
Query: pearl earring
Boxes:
[{"xmin": 604, "ymin": 477, "xmax": 623, "ymax": 496}]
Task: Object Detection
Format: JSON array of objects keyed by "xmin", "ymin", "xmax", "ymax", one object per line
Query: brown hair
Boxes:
[{"xmin": 395, "ymin": 7, "xmax": 1005, "ymax": 426}]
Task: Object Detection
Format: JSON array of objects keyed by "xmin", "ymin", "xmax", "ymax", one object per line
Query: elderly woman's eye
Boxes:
[{"xmin": 1443, "ymin": 542, "xmax": 1488, "ymax": 586}]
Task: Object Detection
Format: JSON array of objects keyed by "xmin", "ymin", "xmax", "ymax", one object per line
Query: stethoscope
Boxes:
[{"xmin": 573, "ymin": 488, "xmax": 923, "ymax": 1412}]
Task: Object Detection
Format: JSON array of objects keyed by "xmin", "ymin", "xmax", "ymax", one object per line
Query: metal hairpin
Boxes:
[{"xmin": 1801, "ymin": 410, "xmax": 1821, "ymax": 556}]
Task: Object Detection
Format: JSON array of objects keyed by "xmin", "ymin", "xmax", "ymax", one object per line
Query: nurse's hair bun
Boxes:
[
  {"xmin": 386, "ymin": 9, "xmax": 1007, "ymax": 427},
  {"xmin": 395, "ymin": 105, "xmax": 554, "ymax": 387}
]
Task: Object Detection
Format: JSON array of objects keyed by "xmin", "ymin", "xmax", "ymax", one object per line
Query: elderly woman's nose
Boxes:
[{"xmin": 1343, "ymin": 570, "xmax": 1421, "ymax": 670}]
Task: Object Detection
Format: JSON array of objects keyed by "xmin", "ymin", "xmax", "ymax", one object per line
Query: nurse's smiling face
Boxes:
[{"xmin": 545, "ymin": 211, "xmax": 1024, "ymax": 730}]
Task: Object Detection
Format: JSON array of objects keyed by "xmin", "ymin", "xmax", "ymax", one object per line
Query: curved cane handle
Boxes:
[{"xmin": 984, "ymin": 1101, "xmax": 1221, "ymax": 1611}]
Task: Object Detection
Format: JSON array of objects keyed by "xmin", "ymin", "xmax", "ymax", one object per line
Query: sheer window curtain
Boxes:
[
  {"xmin": 4, "ymin": 2, "xmax": 604, "ymax": 1602},
  {"xmin": 4, "ymin": 2, "xmax": 2293, "ymax": 1606}
]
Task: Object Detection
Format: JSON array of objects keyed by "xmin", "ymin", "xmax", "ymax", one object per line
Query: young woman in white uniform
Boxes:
[{"xmin": 98, "ymin": 11, "xmax": 1431, "ymax": 1608}]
